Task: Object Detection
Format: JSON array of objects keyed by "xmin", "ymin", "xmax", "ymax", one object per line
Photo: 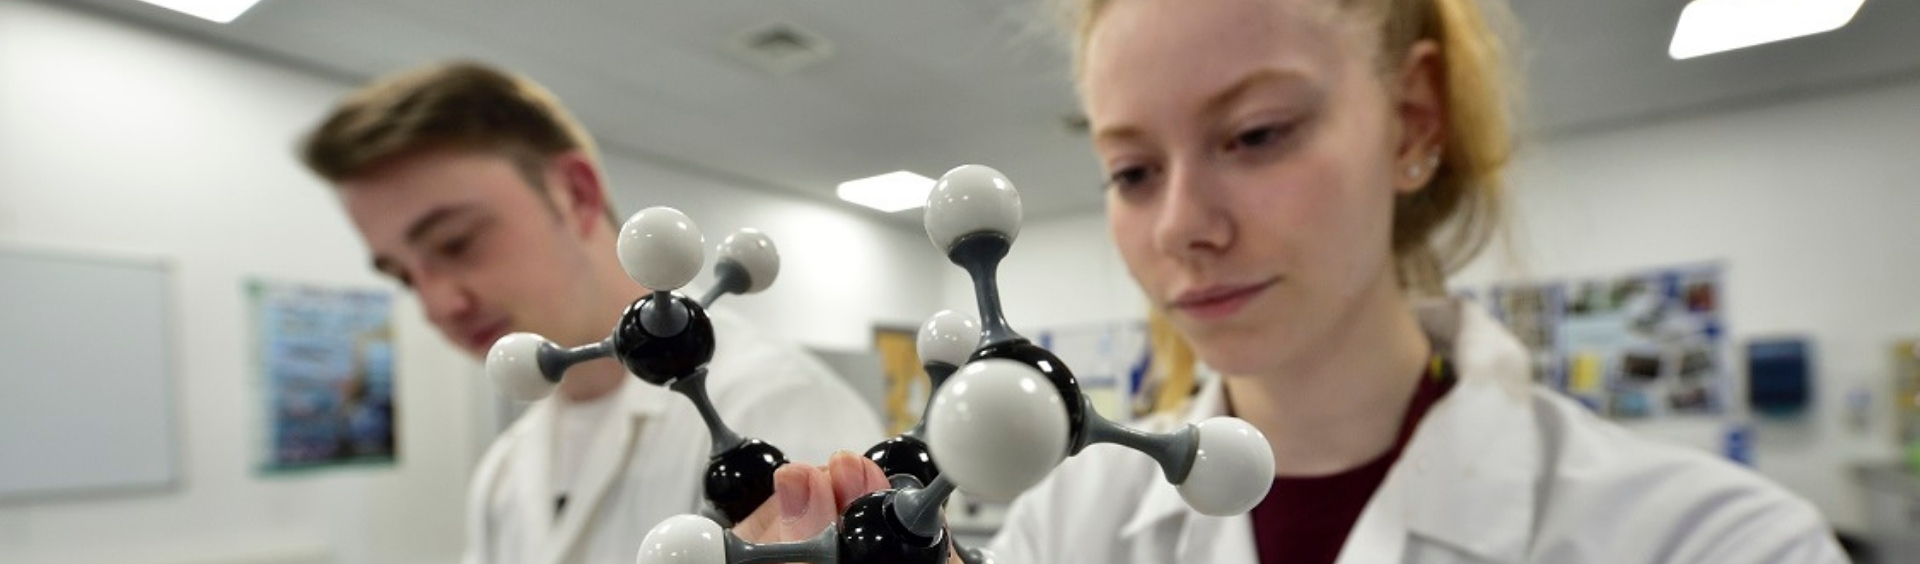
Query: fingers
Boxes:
[
  {"xmin": 858, "ymin": 454, "xmax": 890, "ymax": 493},
  {"xmin": 721, "ymin": 452, "xmax": 904, "ymax": 546},
  {"xmin": 731, "ymin": 498, "xmax": 776, "ymax": 543},
  {"xmin": 774, "ymin": 462, "xmax": 838, "ymax": 542},
  {"xmin": 827, "ymin": 451, "xmax": 895, "ymax": 511},
  {"xmin": 827, "ymin": 452, "xmax": 870, "ymax": 510},
  {"xmin": 729, "ymin": 463, "xmax": 837, "ymax": 544}
]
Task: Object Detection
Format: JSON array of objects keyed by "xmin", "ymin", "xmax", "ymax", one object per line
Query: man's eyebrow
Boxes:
[
  {"xmin": 404, "ymin": 204, "xmax": 480, "ymax": 245},
  {"xmin": 366, "ymin": 204, "xmax": 482, "ymax": 280}
]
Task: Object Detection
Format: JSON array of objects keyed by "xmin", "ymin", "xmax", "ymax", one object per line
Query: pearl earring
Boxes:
[{"xmin": 1407, "ymin": 153, "xmax": 1440, "ymax": 180}]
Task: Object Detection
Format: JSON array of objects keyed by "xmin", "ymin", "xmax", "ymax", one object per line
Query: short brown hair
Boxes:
[{"xmin": 299, "ymin": 61, "xmax": 614, "ymax": 224}]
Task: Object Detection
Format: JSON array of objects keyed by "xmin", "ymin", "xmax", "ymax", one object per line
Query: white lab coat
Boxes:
[
  {"xmin": 987, "ymin": 300, "xmax": 1849, "ymax": 563},
  {"xmin": 461, "ymin": 308, "xmax": 884, "ymax": 564}
]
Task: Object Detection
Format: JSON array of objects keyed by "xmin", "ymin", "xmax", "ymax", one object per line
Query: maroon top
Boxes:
[{"xmin": 1247, "ymin": 358, "xmax": 1457, "ymax": 564}]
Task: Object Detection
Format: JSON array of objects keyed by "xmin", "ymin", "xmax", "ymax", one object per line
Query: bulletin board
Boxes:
[
  {"xmin": 1466, "ymin": 262, "xmax": 1729, "ymax": 419},
  {"xmin": 0, "ymin": 247, "xmax": 180, "ymax": 502},
  {"xmin": 1035, "ymin": 319, "xmax": 1151, "ymax": 421}
]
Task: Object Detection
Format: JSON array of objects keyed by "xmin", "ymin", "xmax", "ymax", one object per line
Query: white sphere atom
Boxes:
[
  {"xmin": 925, "ymin": 358, "xmax": 1069, "ymax": 501},
  {"xmin": 486, "ymin": 332, "xmax": 557, "ymax": 402},
  {"xmin": 619, "ymin": 207, "xmax": 705, "ymax": 291},
  {"xmin": 634, "ymin": 514, "xmax": 727, "ymax": 564},
  {"xmin": 715, "ymin": 229, "xmax": 780, "ymax": 293},
  {"xmin": 1175, "ymin": 417, "xmax": 1275, "ymax": 516},
  {"xmin": 917, "ymin": 310, "xmax": 981, "ymax": 368},
  {"xmin": 923, "ymin": 164, "xmax": 1023, "ymax": 254}
]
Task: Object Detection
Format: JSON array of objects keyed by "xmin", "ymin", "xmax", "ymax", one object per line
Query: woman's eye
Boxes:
[{"xmin": 1226, "ymin": 124, "xmax": 1288, "ymax": 152}]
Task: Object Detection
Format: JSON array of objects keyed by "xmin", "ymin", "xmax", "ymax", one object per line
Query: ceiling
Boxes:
[{"xmin": 54, "ymin": 0, "xmax": 1920, "ymax": 224}]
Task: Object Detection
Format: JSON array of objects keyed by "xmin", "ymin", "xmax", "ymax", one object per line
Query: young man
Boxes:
[{"xmin": 298, "ymin": 61, "xmax": 884, "ymax": 564}]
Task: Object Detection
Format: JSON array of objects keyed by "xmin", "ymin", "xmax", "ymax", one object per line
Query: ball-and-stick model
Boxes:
[
  {"xmin": 630, "ymin": 164, "xmax": 1275, "ymax": 564},
  {"xmin": 485, "ymin": 207, "xmax": 790, "ymax": 525}
]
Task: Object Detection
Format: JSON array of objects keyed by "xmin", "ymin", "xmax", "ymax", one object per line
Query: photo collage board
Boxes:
[{"xmin": 1459, "ymin": 262, "xmax": 1728, "ymax": 419}]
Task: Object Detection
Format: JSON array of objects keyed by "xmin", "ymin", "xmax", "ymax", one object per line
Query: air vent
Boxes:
[{"xmin": 725, "ymin": 22, "xmax": 834, "ymax": 75}]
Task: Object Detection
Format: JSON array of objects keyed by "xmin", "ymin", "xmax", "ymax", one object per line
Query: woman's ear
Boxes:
[
  {"xmin": 1392, "ymin": 39, "xmax": 1447, "ymax": 194},
  {"xmin": 547, "ymin": 150, "xmax": 612, "ymax": 239}
]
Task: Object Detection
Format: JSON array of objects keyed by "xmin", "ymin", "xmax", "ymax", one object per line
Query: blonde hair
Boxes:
[
  {"xmin": 1145, "ymin": 309, "xmax": 1199, "ymax": 414},
  {"xmin": 1056, "ymin": 0, "xmax": 1521, "ymax": 295},
  {"xmin": 299, "ymin": 61, "xmax": 617, "ymax": 226}
]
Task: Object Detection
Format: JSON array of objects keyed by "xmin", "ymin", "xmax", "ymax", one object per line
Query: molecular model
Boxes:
[{"xmin": 488, "ymin": 165, "xmax": 1277, "ymax": 564}]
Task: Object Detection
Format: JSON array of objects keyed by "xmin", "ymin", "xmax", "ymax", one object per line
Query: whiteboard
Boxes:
[{"xmin": 0, "ymin": 247, "xmax": 179, "ymax": 502}]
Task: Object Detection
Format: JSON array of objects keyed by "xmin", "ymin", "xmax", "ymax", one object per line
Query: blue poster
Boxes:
[{"xmin": 248, "ymin": 279, "xmax": 396, "ymax": 472}]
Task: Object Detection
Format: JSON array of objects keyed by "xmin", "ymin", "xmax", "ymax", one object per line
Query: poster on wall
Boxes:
[
  {"xmin": 1036, "ymin": 320, "xmax": 1151, "ymax": 421},
  {"xmin": 1895, "ymin": 340, "xmax": 1920, "ymax": 468},
  {"xmin": 248, "ymin": 279, "xmax": 397, "ymax": 472},
  {"xmin": 1484, "ymin": 281, "xmax": 1567, "ymax": 394},
  {"xmin": 1474, "ymin": 262, "xmax": 1727, "ymax": 419}
]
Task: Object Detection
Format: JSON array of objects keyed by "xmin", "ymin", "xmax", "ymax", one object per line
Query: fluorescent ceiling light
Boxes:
[
  {"xmin": 837, "ymin": 171, "xmax": 936, "ymax": 213},
  {"xmin": 1669, "ymin": 0, "xmax": 1866, "ymax": 60},
  {"xmin": 134, "ymin": 0, "xmax": 263, "ymax": 23}
]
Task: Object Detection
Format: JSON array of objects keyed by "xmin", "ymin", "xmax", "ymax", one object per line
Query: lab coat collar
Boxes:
[
  {"xmin": 1118, "ymin": 361, "xmax": 1248, "ymax": 562},
  {"xmin": 1120, "ymin": 376, "xmax": 1226, "ymax": 539},
  {"xmin": 513, "ymin": 374, "xmax": 676, "ymax": 564},
  {"xmin": 1393, "ymin": 300, "xmax": 1540, "ymax": 562},
  {"xmin": 1120, "ymin": 299, "xmax": 1542, "ymax": 563}
]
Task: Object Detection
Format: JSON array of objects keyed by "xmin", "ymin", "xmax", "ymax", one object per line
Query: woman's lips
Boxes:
[
  {"xmin": 463, "ymin": 321, "xmax": 510, "ymax": 352},
  {"xmin": 1170, "ymin": 279, "xmax": 1277, "ymax": 321}
]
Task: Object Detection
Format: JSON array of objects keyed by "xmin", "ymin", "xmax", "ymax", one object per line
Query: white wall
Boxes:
[
  {"xmin": 1451, "ymin": 74, "xmax": 1920, "ymax": 533},
  {"xmin": 936, "ymin": 211, "xmax": 1146, "ymax": 332},
  {"xmin": 599, "ymin": 159, "xmax": 948, "ymax": 351},
  {"xmin": 0, "ymin": 2, "xmax": 475, "ymax": 562},
  {"xmin": 0, "ymin": 0, "xmax": 942, "ymax": 562},
  {"xmin": 974, "ymin": 74, "xmax": 1920, "ymax": 532}
]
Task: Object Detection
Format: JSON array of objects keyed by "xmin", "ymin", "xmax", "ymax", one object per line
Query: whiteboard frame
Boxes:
[{"xmin": 0, "ymin": 242, "xmax": 185, "ymax": 505}]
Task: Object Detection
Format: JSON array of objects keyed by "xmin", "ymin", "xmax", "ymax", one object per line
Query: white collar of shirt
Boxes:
[
  {"xmin": 1119, "ymin": 299, "xmax": 1544, "ymax": 563},
  {"xmin": 521, "ymin": 367, "xmax": 679, "ymax": 435},
  {"xmin": 552, "ymin": 384, "xmax": 631, "ymax": 495}
]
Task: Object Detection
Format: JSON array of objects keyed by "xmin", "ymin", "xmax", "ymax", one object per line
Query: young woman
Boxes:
[{"xmin": 741, "ymin": 0, "xmax": 1849, "ymax": 562}]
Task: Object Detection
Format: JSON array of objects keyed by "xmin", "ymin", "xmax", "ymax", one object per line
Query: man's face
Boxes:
[{"xmin": 338, "ymin": 149, "xmax": 607, "ymax": 358}]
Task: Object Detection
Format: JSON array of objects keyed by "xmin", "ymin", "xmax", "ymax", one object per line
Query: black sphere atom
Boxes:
[
  {"xmin": 613, "ymin": 293, "xmax": 716, "ymax": 385},
  {"xmin": 838, "ymin": 491, "xmax": 950, "ymax": 564},
  {"xmin": 705, "ymin": 438, "xmax": 787, "ymax": 524},
  {"xmin": 971, "ymin": 339, "xmax": 1087, "ymax": 453},
  {"xmin": 864, "ymin": 435, "xmax": 938, "ymax": 487}
]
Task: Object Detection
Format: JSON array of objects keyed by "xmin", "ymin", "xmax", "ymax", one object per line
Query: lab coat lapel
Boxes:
[
  {"xmin": 1399, "ymin": 303, "xmax": 1540, "ymax": 561},
  {"xmin": 1119, "ymin": 377, "xmax": 1228, "ymax": 539},
  {"xmin": 1335, "ymin": 460, "xmax": 1410, "ymax": 564},
  {"xmin": 1185, "ymin": 512, "xmax": 1259, "ymax": 563},
  {"xmin": 1118, "ymin": 477, "xmax": 1190, "ymax": 559},
  {"xmin": 1128, "ymin": 300, "xmax": 1541, "ymax": 564},
  {"xmin": 1119, "ymin": 378, "xmax": 1260, "ymax": 564},
  {"xmin": 1332, "ymin": 301, "xmax": 1541, "ymax": 564},
  {"xmin": 464, "ymin": 419, "xmax": 517, "ymax": 564},
  {"xmin": 509, "ymin": 398, "xmax": 558, "ymax": 563},
  {"xmin": 1119, "ymin": 462, "xmax": 1260, "ymax": 564},
  {"xmin": 1337, "ymin": 301, "xmax": 1540, "ymax": 563},
  {"xmin": 536, "ymin": 378, "xmax": 667, "ymax": 564}
]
